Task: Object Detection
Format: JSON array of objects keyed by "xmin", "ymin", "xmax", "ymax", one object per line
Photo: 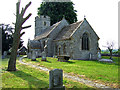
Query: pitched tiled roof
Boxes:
[
  {"xmin": 55, "ymin": 20, "xmax": 83, "ymax": 41},
  {"xmin": 28, "ymin": 40, "xmax": 41, "ymax": 49},
  {"xmin": 34, "ymin": 21, "xmax": 61, "ymax": 40}
]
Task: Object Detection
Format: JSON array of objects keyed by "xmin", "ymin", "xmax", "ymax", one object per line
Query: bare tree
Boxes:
[
  {"xmin": 103, "ymin": 41, "xmax": 115, "ymax": 59},
  {"xmin": 7, "ymin": 0, "xmax": 32, "ymax": 71}
]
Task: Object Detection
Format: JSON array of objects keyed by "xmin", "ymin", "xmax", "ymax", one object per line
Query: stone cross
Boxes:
[{"xmin": 48, "ymin": 69, "xmax": 65, "ymax": 90}]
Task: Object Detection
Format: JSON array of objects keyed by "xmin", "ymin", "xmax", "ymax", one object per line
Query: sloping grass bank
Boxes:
[
  {"xmin": 1, "ymin": 58, "xmax": 94, "ymax": 89},
  {"xmin": 23, "ymin": 56, "xmax": 119, "ymax": 88}
]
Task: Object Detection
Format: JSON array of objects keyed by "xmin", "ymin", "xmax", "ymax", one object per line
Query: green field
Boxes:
[
  {"xmin": 22, "ymin": 56, "xmax": 119, "ymax": 88},
  {"xmin": 1, "ymin": 58, "xmax": 95, "ymax": 89}
]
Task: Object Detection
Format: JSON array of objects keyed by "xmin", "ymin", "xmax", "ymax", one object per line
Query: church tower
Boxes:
[{"xmin": 35, "ymin": 15, "xmax": 50, "ymax": 37}]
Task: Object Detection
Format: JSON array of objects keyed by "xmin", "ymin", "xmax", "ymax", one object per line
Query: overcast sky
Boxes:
[{"xmin": 0, "ymin": 0, "xmax": 119, "ymax": 50}]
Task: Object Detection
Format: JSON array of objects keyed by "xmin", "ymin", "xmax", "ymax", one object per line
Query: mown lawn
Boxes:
[
  {"xmin": 23, "ymin": 56, "xmax": 119, "ymax": 88},
  {"xmin": 1, "ymin": 58, "xmax": 94, "ymax": 89}
]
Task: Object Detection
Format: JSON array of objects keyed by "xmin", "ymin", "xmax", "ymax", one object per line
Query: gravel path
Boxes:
[{"xmin": 19, "ymin": 56, "xmax": 115, "ymax": 89}]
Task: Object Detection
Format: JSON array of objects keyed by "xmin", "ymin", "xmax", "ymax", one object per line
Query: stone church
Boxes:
[{"xmin": 27, "ymin": 15, "xmax": 100, "ymax": 60}]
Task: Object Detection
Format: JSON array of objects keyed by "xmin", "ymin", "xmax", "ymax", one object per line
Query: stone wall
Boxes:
[
  {"xmin": 53, "ymin": 18, "xmax": 99, "ymax": 60},
  {"xmin": 54, "ymin": 40, "xmax": 72, "ymax": 57},
  {"xmin": 33, "ymin": 17, "xmax": 99, "ymax": 60},
  {"xmin": 71, "ymin": 18, "xmax": 99, "ymax": 60},
  {"xmin": 45, "ymin": 18, "xmax": 69, "ymax": 56},
  {"xmin": 35, "ymin": 16, "xmax": 50, "ymax": 37}
]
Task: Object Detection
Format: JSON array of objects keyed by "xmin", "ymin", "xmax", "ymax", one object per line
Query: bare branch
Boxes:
[
  {"xmin": 22, "ymin": 25, "xmax": 31, "ymax": 30},
  {"xmin": 12, "ymin": 22, "xmax": 15, "ymax": 25},
  {"xmin": 22, "ymin": 13, "xmax": 32, "ymax": 24},
  {"xmin": 21, "ymin": 7, "xmax": 24, "ymax": 16},
  {"xmin": 21, "ymin": 1, "xmax": 32, "ymax": 17},
  {"xmin": 16, "ymin": 1, "xmax": 20, "ymax": 17},
  {"xmin": 20, "ymin": 32, "xmax": 25, "ymax": 37}
]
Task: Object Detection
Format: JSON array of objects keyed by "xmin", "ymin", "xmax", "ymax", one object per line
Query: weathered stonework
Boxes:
[
  {"xmin": 35, "ymin": 16, "xmax": 50, "ymax": 37},
  {"xmin": 48, "ymin": 69, "xmax": 65, "ymax": 90},
  {"xmin": 27, "ymin": 15, "xmax": 100, "ymax": 60}
]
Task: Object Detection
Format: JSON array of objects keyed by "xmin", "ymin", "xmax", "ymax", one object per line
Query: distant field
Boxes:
[
  {"xmin": 1, "ymin": 58, "xmax": 93, "ymax": 89},
  {"xmin": 23, "ymin": 56, "xmax": 119, "ymax": 88}
]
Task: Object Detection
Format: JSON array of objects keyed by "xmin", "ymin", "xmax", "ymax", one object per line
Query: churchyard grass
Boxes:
[
  {"xmin": 1, "ymin": 58, "xmax": 94, "ymax": 89},
  {"xmin": 23, "ymin": 56, "xmax": 119, "ymax": 88}
]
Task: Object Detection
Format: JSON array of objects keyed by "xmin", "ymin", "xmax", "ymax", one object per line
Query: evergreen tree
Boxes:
[
  {"xmin": 1, "ymin": 24, "xmax": 13, "ymax": 55},
  {"xmin": 38, "ymin": 2, "xmax": 77, "ymax": 25},
  {"xmin": 0, "ymin": 24, "xmax": 24, "ymax": 55}
]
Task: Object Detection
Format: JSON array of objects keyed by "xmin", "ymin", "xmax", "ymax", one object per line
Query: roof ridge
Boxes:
[
  {"xmin": 70, "ymin": 20, "xmax": 84, "ymax": 37},
  {"xmin": 54, "ymin": 20, "xmax": 84, "ymax": 41},
  {"xmin": 34, "ymin": 20, "xmax": 62, "ymax": 40},
  {"xmin": 70, "ymin": 20, "xmax": 83, "ymax": 25}
]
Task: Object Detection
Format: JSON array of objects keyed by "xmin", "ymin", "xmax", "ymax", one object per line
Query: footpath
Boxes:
[{"xmin": 19, "ymin": 56, "xmax": 116, "ymax": 90}]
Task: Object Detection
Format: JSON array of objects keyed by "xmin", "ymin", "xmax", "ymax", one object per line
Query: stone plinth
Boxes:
[{"xmin": 57, "ymin": 55, "xmax": 70, "ymax": 62}]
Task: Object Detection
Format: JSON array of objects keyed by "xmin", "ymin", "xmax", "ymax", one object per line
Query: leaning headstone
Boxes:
[
  {"xmin": 97, "ymin": 52, "xmax": 101, "ymax": 60},
  {"xmin": 31, "ymin": 50, "xmax": 36, "ymax": 61},
  {"xmin": 41, "ymin": 51, "xmax": 46, "ymax": 61},
  {"xmin": 48, "ymin": 69, "xmax": 65, "ymax": 90}
]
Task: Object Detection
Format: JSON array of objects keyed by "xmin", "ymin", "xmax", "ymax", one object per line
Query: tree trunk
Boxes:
[
  {"xmin": 109, "ymin": 49, "xmax": 113, "ymax": 60},
  {"xmin": 7, "ymin": 29, "xmax": 20, "ymax": 71},
  {"xmin": 7, "ymin": 1, "xmax": 31, "ymax": 71}
]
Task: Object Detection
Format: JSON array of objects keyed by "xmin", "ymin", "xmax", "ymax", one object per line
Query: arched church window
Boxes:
[
  {"xmin": 44, "ymin": 21, "xmax": 46, "ymax": 26},
  {"xmin": 82, "ymin": 33, "xmax": 89, "ymax": 50},
  {"xmin": 43, "ymin": 41, "xmax": 45, "ymax": 48},
  {"xmin": 55, "ymin": 44, "xmax": 58, "ymax": 55},
  {"xmin": 63, "ymin": 43, "xmax": 66, "ymax": 54},
  {"xmin": 44, "ymin": 16, "xmax": 46, "ymax": 18}
]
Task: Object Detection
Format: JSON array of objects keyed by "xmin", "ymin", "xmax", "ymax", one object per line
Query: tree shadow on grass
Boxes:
[
  {"xmin": 45, "ymin": 60, "xmax": 51, "ymax": 63},
  {"xmin": 66, "ymin": 61, "xmax": 75, "ymax": 64},
  {"xmin": 10, "ymin": 70, "xmax": 49, "ymax": 88},
  {"xmin": 32, "ymin": 60, "xmax": 52, "ymax": 63}
]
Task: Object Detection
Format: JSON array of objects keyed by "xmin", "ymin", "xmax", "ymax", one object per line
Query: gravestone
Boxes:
[
  {"xmin": 31, "ymin": 50, "xmax": 36, "ymax": 61},
  {"xmin": 41, "ymin": 51, "xmax": 46, "ymax": 61},
  {"xmin": 97, "ymin": 52, "xmax": 101, "ymax": 60},
  {"xmin": 2, "ymin": 51, "xmax": 7, "ymax": 59},
  {"xmin": 89, "ymin": 53, "xmax": 92, "ymax": 60},
  {"xmin": 27, "ymin": 52, "xmax": 31, "ymax": 59},
  {"xmin": 48, "ymin": 69, "xmax": 65, "ymax": 90}
]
